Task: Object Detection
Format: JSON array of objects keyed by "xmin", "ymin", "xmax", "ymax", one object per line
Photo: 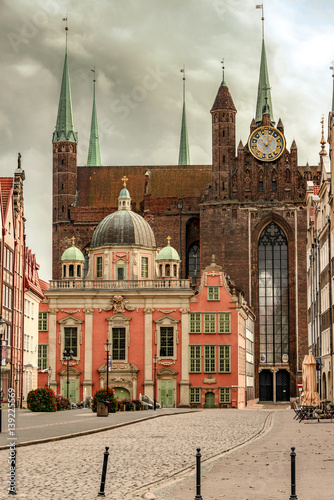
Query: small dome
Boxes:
[
  {"xmin": 91, "ymin": 210, "xmax": 156, "ymax": 248},
  {"xmin": 119, "ymin": 187, "xmax": 130, "ymax": 199},
  {"xmin": 157, "ymin": 238, "xmax": 180, "ymax": 261},
  {"xmin": 61, "ymin": 243, "xmax": 85, "ymax": 262}
]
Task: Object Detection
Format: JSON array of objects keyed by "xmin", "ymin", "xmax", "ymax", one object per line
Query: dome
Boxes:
[
  {"xmin": 157, "ymin": 240, "xmax": 180, "ymax": 261},
  {"xmin": 119, "ymin": 187, "xmax": 130, "ymax": 199},
  {"xmin": 91, "ymin": 210, "xmax": 156, "ymax": 248},
  {"xmin": 61, "ymin": 243, "xmax": 85, "ymax": 262}
]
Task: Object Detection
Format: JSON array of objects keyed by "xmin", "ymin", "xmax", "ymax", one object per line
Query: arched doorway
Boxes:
[
  {"xmin": 114, "ymin": 387, "xmax": 130, "ymax": 400},
  {"xmin": 205, "ymin": 392, "xmax": 215, "ymax": 408},
  {"xmin": 259, "ymin": 370, "xmax": 273, "ymax": 401},
  {"xmin": 276, "ymin": 370, "xmax": 290, "ymax": 402},
  {"xmin": 322, "ymin": 373, "xmax": 327, "ymax": 400},
  {"xmin": 186, "ymin": 217, "xmax": 200, "ymax": 280}
]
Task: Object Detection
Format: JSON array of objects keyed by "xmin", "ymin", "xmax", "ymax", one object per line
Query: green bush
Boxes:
[
  {"xmin": 27, "ymin": 388, "xmax": 57, "ymax": 412},
  {"xmin": 91, "ymin": 388, "xmax": 117, "ymax": 413},
  {"xmin": 56, "ymin": 395, "xmax": 71, "ymax": 410}
]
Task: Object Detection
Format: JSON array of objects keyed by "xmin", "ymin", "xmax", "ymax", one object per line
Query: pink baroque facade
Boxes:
[{"xmin": 39, "ymin": 184, "xmax": 255, "ymax": 408}]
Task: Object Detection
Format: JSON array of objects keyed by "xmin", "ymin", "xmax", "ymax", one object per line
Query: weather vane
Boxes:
[
  {"xmin": 91, "ymin": 67, "xmax": 96, "ymax": 84},
  {"xmin": 180, "ymin": 65, "xmax": 186, "ymax": 101},
  {"xmin": 221, "ymin": 58, "xmax": 225, "ymax": 82},
  {"xmin": 256, "ymin": 3, "xmax": 264, "ymax": 39}
]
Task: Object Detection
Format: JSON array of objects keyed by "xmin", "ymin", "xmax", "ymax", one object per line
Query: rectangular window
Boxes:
[
  {"xmin": 219, "ymin": 345, "xmax": 231, "ymax": 373},
  {"xmin": 141, "ymin": 257, "xmax": 149, "ymax": 278},
  {"xmin": 258, "ymin": 181, "xmax": 264, "ymax": 192},
  {"xmin": 189, "ymin": 313, "xmax": 201, "ymax": 333},
  {"xmin": 38, "ymin": 312, "xmax": 48, "ymax": 331},
  {"xmin": 96, "ymin": 256, "xmax": 103, "ymax": 278},
  {"xmin": 116, "ymin": 267, "xmax": 125, "ymax": 280},
  {"xmin": 64, "ymin": 327, "xmax": 78, "ymax": 357},
  {"xmin": 160, "ymin": 327, "xmax": 174, "ymax": 357},
  {"xmin": 219, "ymin": 387, "xmax": 231, "ymax": 403},
  {"xmin": 204, "ymin": 313, "xmax": 216, "ymax": 333},
  {"xmin": 190, "ymin": 387, "xmax": 201, "ymax": 403},
  {"xmin": 207, "ymin": 286, "xmax": 219, "ymax": 301},
  {"xmin": 189, "ymin": 345, "xmax": 201, "ymax": 373},
  {"xmin": 219, "ymin": 313, "xmax": 231, "ymax": 333},
  {"xmin": 38, "ymin": 345, "xmax": 48, "ymax": 370},
  {"xmin": 112, "ymin": 328, "xmax": 126, "ymax": 361},
  {"xmin": 204, "ymin": 345, "xmax": 216, "ymax": 373}
]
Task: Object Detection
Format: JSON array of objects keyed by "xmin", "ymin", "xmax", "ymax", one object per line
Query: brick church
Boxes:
[{"xmin": 51, "ymin": 30, "xmax": 320, "ymax": 402}]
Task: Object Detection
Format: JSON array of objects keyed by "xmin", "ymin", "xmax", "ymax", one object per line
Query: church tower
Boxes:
[
  {"xmin": 210, "ymin": 65, "xmax": 236, "ymax": 199},
  {"xmin": 52, "ymin": 28, "xmax": 78, "ymax": 278}
]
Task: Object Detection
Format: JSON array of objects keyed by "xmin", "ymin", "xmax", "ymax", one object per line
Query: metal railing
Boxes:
[{"xmin": 49, "ymin": 278, "xmax": 191, "ymax": 290}]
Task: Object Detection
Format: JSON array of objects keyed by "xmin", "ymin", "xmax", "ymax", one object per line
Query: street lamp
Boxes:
[
  {"xmin": 0, "ymin": 315, "xmax": 6, "ymax": 433},
  {"xmin": 48, "ymin": 366, "xmax": 52, "ymax": 388},
  {"xmin": 63, "ymin": 349, "xmax": 74, "ymax": 402},
  {"xmin": 104, "ymin": 339, "xmax": 111, "ymax": 411},
  {"xmin": 153, "ymin": 354, "xmax": 158, "ymax": 411}
]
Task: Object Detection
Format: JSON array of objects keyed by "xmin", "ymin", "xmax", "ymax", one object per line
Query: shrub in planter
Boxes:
[
  {"xmin": 91, "ymin": 388, "xmax": 117, "ymax": 413},
  {"xmin": 27, "ymin": 388, "xmax": 57, "ymax": 412},
  {"xmin": 132, "ymin": 399, "xmax": 142, "ymax": 411},
  {"xmin": 56, "ymin": 395, "xmax": 71, "ymax": 411}
]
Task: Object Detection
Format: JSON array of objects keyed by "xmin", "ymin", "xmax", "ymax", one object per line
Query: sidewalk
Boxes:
[
  {"xmin": 154, "ymin": 407, "xmax": 334, "ymax": 500},
  {"xmin": 0, "ymin": 407, "xmax": 193, "ymax": 449}
]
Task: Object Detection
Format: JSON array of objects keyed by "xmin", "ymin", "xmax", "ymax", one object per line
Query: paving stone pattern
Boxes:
[{"xmin": 0, "ymin": 410, "xmax": 269, "ymax": 500}]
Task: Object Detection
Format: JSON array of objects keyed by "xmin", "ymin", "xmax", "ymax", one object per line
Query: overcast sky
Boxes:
[{"xmin": 1, "ymin": 0, "xmax": 334, "ymax": 281}]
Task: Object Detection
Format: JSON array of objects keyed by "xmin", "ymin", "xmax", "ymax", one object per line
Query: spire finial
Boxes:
[
  {"xmin": 320, "ymin": 115, "xmax": 327, "ymax": 156},
  {"xmin": 63, "ymin": 14, "xmax": 68, "ymax": 52},
  {"xmin": 256, "ymin": 4, "xmax": 264, "ymax": 40},
  {"xmin": 180, "ymin": 65, "xmax": 186, "ymax": 103},
  {"xmin": 221, "ymin": 58, "xmax": 226, "ymax": 86},
  {"xmin": 122, "ymin": 175, "xmax": 128, "ymax": 187},
  {"xmin": 71, "ymin": 236, "xmax": 76, "ymax": 245},
  {"xmin": 167, "ymin": 236, "xmax": 171, "ymax": 245},
  {"xmin": 17, "ymin": 153, "xmax": 21, "ymax": 169},
  {"xmin": 178, "ymin": 67, "xmax": 190, "ymax": 165}
]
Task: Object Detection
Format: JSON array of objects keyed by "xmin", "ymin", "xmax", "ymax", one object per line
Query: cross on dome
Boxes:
[
  {"xmin": 71, "ymin": 236, "xmax": 76, "ymax": 245},
  {"xmin": 122, "ymin": 175, "xmax": 128, "ymax": 187},
  {"xmin": 167, "ymin": 236, "xmax": 171, "ymax": 245}
]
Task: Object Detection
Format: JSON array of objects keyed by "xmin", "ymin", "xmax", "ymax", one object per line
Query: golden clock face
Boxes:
[{"xmin": 248, "ymin": 126, "xmax": 285, "ymax": 162}]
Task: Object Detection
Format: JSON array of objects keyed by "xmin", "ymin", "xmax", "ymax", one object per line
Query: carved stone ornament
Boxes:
[
  {"xmin": 60, "ymin": 309, "xmax": 81, "ymax": 314},
  {"xmin": 203, "ymin": 375, "xmax": 217, "ymax": 384},
  {"xmin": 144, "ymin": 308, "xmax": 155, "ymax": 314},
  {"xmin": 179, "ymin": 308, "xmax": 190, "ymax": 314},
  {"xmin": 48, "ymin": 308, "xmax": 59, "ymax": 314},
  {"xmin": 160, "ymin": 360, "xmax": 176, "ymax": 367},
  {"xmin": 83, "ymin": 309, "xmax": 94, "ymax": 314},
  {"xmin": 61, "ymin": 360, "xmax": 79, "ymax": 367},
  {"xmin": 111, "ymin": 295, "xmax": 126, "ymax": 313},
  {"xmin": 156, "ymin": 309, "xmax": 176, "ymax": 314}
]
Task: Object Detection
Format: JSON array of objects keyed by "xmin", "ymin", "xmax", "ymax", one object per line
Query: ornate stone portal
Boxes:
[{"xmin": 98, "ymin": 362, "xmax": 139, "ymax": 399}]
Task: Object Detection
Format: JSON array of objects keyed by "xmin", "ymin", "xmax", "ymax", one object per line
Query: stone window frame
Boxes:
[
  {"xmin": 154, "ymin": 315, "xmax": 179, "ymax": 361},
  {"xmin": 106, "ymin": 314, "xmax": 132, "ymax": 364},
  {"xmin": 38, "ymin": 312, "xmax": 48, "ymax": 331},
  {"xmin": 116, "ymin": 265, "xmax": 126, "ymax": 280},
  {"xmin": 58, "ymin": 316, "xmax": 83, "ymax": 362},
  {"xmin": 190, "ymin": 387, "xmax": 201, "ymax": 403},
  {"xmin": 189, "ymin": 345, "xmax": 201, "ymax": 373}
]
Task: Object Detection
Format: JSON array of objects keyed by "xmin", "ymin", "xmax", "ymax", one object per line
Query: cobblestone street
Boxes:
[{"xmin": 0, "ymin": 410, "xmax": 269, "ymax": 499}]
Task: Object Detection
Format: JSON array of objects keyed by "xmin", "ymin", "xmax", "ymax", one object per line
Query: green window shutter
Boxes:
[
  {"xmin": 204, "ymin": 313, "xmax": 216, "ymax": 333},
  {"xmin": 112, "ymin": 328, "xmax": 126, "ymax": 360},
  {"xmin": 219, "ymin": 313, "xmax": 231, "ymax": 333},
  {"xmin": 64, "ymin": 327, "xmax": 78, "ymax": 357},
  {"xmin": 190, "ymin": 387, "xmax": 201, "ymax": 403},
  {"xmin": 219, "ymin": 387, "xmax": 231, "ymax": 403},
  {"xmin": 207, "ymin": 286, "xmax": 219, "ymax": 301},
  {"xmin": 38, "ymin": 312, "xmax": 48, "ymax": 331},
  {"xmin": 219, "ymin": 345, "xmax": 231, "ymax": 373},
  {"xmin": 189, "ymin": 345, "xmax": 201, "ymax": 372},
  {"xmin": 204, "ymin": 345, "xmax": 216, "ymax": 373},
  {"xmin": 189, "ymin": 313, "xmax": 201, "ymax": 333},
  {"xmin": 38, "ymin": 345, "xmax": 48, "ymax": 370}
]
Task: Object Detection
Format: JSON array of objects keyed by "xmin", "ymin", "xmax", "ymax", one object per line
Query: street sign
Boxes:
[{"xmin": 297, "ymin": 382, "xmax": 302, "ymax": 388}]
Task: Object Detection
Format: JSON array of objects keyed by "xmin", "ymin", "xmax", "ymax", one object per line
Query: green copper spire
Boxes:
[
  {"xmin": 53, "ymin": 31, "xmax": 77, "ymax": 143},
  {"xmin": 178, "ymin": 67, "xmax": 190, "ymax": 166},
  {"xmin": 255, "ymin": 40, "xmax": 274, "ymax": 124},
  {"xmin": 87, "ymin": 75, "xmax": 102, "ymax": 166}
]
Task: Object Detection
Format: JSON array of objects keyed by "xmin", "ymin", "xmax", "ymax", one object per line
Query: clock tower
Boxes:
[{"xmin": 200, "ymin": 32, "xmax": 318, "ymax": 403}]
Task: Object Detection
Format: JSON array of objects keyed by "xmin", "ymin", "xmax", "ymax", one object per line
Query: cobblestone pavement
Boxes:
[{"xmin": 0, "ymin": 409, "xmax": 269, "ymax": 499}]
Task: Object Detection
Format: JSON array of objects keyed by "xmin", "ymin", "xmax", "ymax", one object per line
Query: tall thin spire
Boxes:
[
  {"xmin": 255, "ymin": 4, "xmax": 274, "ymax": 124},
  {"xmin": 53, "ymin": 18, "xmax": 77, "ymax": 143},
  {"xmin": 87, "ymin": 68, "xmax": 102, "ymax": 166},
  {"xmin": 178, "ymin": 66, "xmax": 190, "ymax": 166}
]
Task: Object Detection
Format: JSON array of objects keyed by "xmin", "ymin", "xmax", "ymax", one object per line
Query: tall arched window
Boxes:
[
  {"xmin": 188, "ymin": 242, "xmax": 200, "ymax": 280},
  {"xmin": 258, "ymin": 222, "xmax": 289, "ymax": 364}
]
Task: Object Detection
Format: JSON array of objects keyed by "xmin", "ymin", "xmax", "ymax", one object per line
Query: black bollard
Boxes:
[
  {"xmin": 289, "ymin": 446, "xmax": 298, "ymax": 500},
  {"xmin": 98, "ymin": 446, "xmax": 110, "ymax": 497},
  {"xmin": 194, "ymin": 447, "xmax": 203, "ymax": 500}
]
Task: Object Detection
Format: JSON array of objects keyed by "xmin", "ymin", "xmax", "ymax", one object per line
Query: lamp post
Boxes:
[
  {"xmin": 0, "ymin": 315, "xmax": 6, "ymax": 433},
  {"xmin": 153, "ymin": 354, "xmax": 158, "ymax": 411},
  {"xmin": 63, "ymin": 349, "xmax": 73, "ymax": 402},
  {"xmin": 48, "ymin": 366, "xmax": 52, "ymax": 388},
  {"xmin": 104, "ymin": 339, "xmax": 111, "ymax": 411}
]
